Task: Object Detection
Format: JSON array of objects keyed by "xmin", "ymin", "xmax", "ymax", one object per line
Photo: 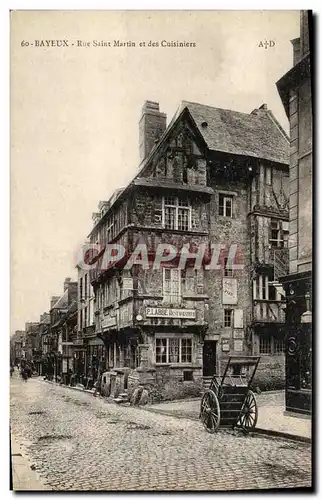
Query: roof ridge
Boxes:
[
  {"xmin": 265, "ymin": 109, "xmax": 290, "ymax": 142},
  {"xmin": 182, "ymin": 100, "xmax": 252, "ymax": 118}
]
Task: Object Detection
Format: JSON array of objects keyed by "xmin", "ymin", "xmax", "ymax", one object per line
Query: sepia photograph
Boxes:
[{"xmin": 9, "ymin": 9, "xmax": 313, "ymax": 492}]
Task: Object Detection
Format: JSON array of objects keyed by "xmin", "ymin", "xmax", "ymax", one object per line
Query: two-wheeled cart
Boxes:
[{"xmin": 200, "ymin": 356, "xmax": 261, "ymax": 433}]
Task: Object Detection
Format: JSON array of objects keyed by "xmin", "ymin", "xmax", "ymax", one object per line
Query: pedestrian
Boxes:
[
  {"xmin": 10, "ymin": 365, "xmax": 14, "ymax": 377},
  {"xmin": 21, "ymin": 367, "xmax": 28, "ymax": 382}
]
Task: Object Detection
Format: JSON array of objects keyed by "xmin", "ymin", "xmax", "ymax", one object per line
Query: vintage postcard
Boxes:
[{"xmin": 10, "ymin": 10, "xmax": 312, "ymax": 492}]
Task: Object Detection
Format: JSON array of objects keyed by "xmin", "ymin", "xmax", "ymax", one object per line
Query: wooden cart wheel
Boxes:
[
  {"xmin": 237, "ymin": 390, "xmax": 258, "ymax": 432},
  {"xmin": 200, "ymin": 390, "xmax": 221, "ymax": 433}
]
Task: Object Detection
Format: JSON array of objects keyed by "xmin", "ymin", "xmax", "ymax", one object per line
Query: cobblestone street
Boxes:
[{"xmin": 10, "ymin": 376, "xmax": 312, "ymax": 491}]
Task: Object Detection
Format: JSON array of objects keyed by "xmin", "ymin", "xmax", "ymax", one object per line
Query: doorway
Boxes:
[{"xmin": 203, "ymin": 341, "xmax": 217, "ymax": 377}]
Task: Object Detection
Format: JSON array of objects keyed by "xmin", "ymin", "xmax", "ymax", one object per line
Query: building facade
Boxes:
[
  {"xmin": 86, "ymin": 99, "xmax": 289, "ymax": 400},
  {"xmin": 49, "ymin": 278, "xmax": 77, "ymax": 382},
  {"xmin": 24, "ymin": 322, "xmax": 40, "ymax": 363},
  {"xmin": 10, "ymin": 330, "xmax": 25, "ymax": 365},
  {"xmin": 276, "ymin": 10, "xmax": 312, "ymax": 415},
  {"xmin": 73, "ymin": 263, "xmax": 99, "ymax": 383}
]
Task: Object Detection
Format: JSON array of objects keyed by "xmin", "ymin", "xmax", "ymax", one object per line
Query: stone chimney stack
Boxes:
[
  {"xmin": 139, "ymin": 101, "xmax": 167, "ymax": 162},
  {"xmin": 64, "ymin": 277, "xmax": 72, "ymax": 291},
  {"xmin": 251, "ymin": 103, "xmax": 268, "ymax": 115},
  {"xmin": 291, "ymin": 38, "xmax": 301, "ymax": 66}
]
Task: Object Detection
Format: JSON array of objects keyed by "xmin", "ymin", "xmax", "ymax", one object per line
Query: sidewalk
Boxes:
[
  {"xmin": 144, "ymin": 391, "xmax": 311, "ymax": 441},
  {"xmin": 10, "ymin": 433, "xmax": 49, "ymax": 491}
]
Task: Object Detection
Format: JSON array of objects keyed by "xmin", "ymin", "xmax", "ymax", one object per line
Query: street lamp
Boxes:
[{"xmin": 301, "ymin": 292, "xmax": 312, "ymax": 324}]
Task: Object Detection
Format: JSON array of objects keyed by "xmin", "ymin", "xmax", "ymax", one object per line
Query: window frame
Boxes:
[
  {"xmin": 259, "ymin": 335, "xmax": 285, "ymax": 355},
  {"xmin": 269, "ymin": 219, "xmax": 289, "ymax": 249},
  {"xmin": 219, "ymin": 194, "xmax": 233, "ymax": 217},
  {"xmin": 224, "ymin": 257, "xmax": 233, "ymax": 277},
  {"xmin": 162, "ymin": 196, "xmax": 192, "ymax": 231},
  {"xmin": 155, "ymin": 337, "xmax": 193, "ymax": 365},
  {"xmin": 224, "ymin": 308, "xmax": 233, "ymax": 328},
  {"xmin": 163, "ymin": 268, "xmax": 181, "ymax": 303}
]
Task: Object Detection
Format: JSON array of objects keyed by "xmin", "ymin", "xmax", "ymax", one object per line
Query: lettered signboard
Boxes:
[{"xmin": 222, "ymin": 278, "xmax": 238, "ymax": 305}]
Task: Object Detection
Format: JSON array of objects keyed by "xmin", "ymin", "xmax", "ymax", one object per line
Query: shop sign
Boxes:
[
  {"xmin": 123, "ymin": 278, "xmax": 134, "ymax": 290},
  {"xmin": 234, "ymin": 340, "xmax": 244, "ymax": 352},
  {"xmin": 88, "ymin": 338, "xmax": 105, "ymax": 346},
  {"xmin": 222, "ymin": 340, "xmax": 230, "ymax": 352},
  {"xmin": 222, "ymin": 278, "xmax": 238, "ymax": 305},
  {"xmin": 102, "ymin": 316, "xmax": 117, "ymax": 329},
  {"xmin": 145, "ymin": 307, "xmax": 196, "ymax": 319},
  {"xmin": 233, "ymin": 330, "xmax": 244, "ymax": 340}
]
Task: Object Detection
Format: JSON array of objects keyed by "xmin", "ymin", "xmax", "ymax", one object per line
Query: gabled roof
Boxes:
[
  {"xmin": 179, "ymin": 101, "xmax": 289, "ymax": 165},
  {"xmin": 89, "ymin": 99, "xmax": 289, "ymax": 237},
  {"xmin": 51, "ymin": 289, "xmax": 68, "ymax": 310}
]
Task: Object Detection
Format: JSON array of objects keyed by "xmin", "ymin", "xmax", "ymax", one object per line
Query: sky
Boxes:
[{"xmin": 10, "ymin": 10, "xmax": 300, "ymax": 333}]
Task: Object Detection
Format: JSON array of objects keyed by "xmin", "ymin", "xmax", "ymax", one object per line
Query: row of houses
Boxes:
[
  {"xmin": 11, "ymin": 11, "xmax": 312, "ymax": 413},
  {"xmin": 11, "ymin": 93, "xmax": 291, "ymax": 400}
]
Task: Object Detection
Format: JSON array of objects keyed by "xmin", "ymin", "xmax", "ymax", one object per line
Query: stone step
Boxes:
[{"xmin": 113, "ymin": 398, "xmax": 126, "ymax": 404}]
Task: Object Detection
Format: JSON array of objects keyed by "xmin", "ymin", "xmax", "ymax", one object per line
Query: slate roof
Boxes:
[
  {"xmin": 51, "ymin": 289, "xmax": 68, "ymax": 310},
  {"xmin": 179, "ymin": 101, "xmax": 289, "ymax": 165}
]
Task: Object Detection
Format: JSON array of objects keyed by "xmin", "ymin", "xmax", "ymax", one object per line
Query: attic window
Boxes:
[{"xmin": 201, "ymin": 121, "xmax": 208, "ymax": 128}]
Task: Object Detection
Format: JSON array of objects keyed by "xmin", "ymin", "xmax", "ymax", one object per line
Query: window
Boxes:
[
  {"xmin": 80, "ymin": 277, "xmax": 83, "ymax": 300},
  {"xmin": 259, "ymin": 336, "xmax": 271, "ymax": 354},
  {"xmin": 84, "ymin": 274, "xmax": 88, "ymax": 300},
  {"xmin": 181, "ymin": 338, "xmax": 193, "ymax": 363},
  {"xmin": 270, "ymin": 219, "xmax": 289, "ymax": 248},
  {"xmin": 219, "ymin": 194, "xmax": 233, "ymax": 217},
  {"xmin": 224, "ymin": 257, "xmax": 233, "ymax": 277},
  {"xmin": 163, "ymin": 196, "xmax": 191, "ymax": 231},
  {"xmin": 84, "ymin": 307, "xmax": 87, "ymax": 328},
  {"xmin": 253, "ymin": 276, "xmax": 281, "ymax": 302},
  {"xmin": 107, "ymin": 214, "xmax": 115, "ymax": 242},
  {"xmin": 224, "ymin": 309, "xmax": 233, "ymax": 327},
  {"xmin": 269, "ymin": 284, "xmax": 277, "ymax": 301},
  {"xmin": 79, "ymin": 310, "xmax": 83, "ymax": 332},
  {"xmin": 259, "ymin": 335, "xmax": 285, "ymax": 355},
  {"xmin": 274, "ymin": 337, "xmax": 284, "ymax": 354},
  {"xmin": 155, "ymin": 338, "xmax": 192, "ymax": 364},
  {"xmin": 163, "ymin": 268, "xmax": 181, "ymax": 303},
  {"xmin": 181, "ymin": 269, "xmax": 203, "ymax": 294},
  {"xmin": 183, "ymin": 370, "xmax": 193, "ymax": 381},
  {"xmin": 254, "ymin": 275, "xmax": 268, "ymax": 300}
]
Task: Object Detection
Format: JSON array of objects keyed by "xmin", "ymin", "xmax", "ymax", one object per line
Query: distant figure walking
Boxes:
[
  {"xmin": 10, "ymin": 366, "xmax": 14, "ymax": 377},
  {"xmin": 21, "ymin": 366, "xmax": 28, "ymax": 381}
]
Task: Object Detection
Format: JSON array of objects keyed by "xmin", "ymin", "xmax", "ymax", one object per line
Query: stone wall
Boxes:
[
  {"xmin": 205, "ymin": 178, "xmax": 253, "ymax": 360},
  {"xmin": 252, "ymin": 355, "xmax": 285, "ymax": 391}
]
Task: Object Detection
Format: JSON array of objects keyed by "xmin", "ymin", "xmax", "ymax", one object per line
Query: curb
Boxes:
[
  {"xmin": 250, "ymin": 427, "xmax": 311, "ymax": 444},
  {"xmin": 140, "ymin": 407, "xmax": 311, "ymax": 443},
  {"xmin": 44, "ymin": 379, "xmax": 95, "ymax": 394}
]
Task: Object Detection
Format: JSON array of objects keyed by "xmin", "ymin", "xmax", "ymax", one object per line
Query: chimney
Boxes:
[
  {"xmin": 300, "ymin": 10, "xmax": 310, "ymax": 58},
  {"xmin": 64, "ymin": 277, "xmax": 72, "ymax": 291},
  {"xmin": 50, "ymin": 296, "xmax": 60, "ymax": 309},
  {"xmin": 139, "ymin": 101, "xmax": 167, "ymax": 162},
  {"xmin": 291, "ymin": 38, "xmax": 301, "ymax": 66},
  {"xmin": 251, "ymin": 103, "xmax": 268, "ymax": 115}
]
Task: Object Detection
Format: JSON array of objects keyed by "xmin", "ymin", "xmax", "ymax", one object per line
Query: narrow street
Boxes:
[{"xmin": 10, "ymin": 376, "xmax": 311, "ymax": 491}]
